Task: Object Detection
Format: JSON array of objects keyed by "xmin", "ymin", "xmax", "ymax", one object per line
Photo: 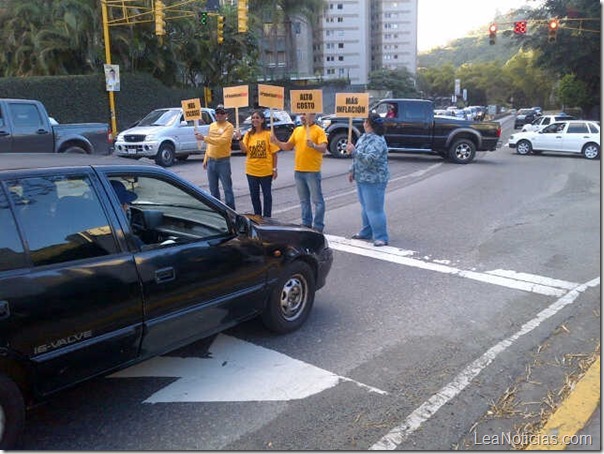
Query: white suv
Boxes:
[{"xmin": 521, "ymin": 114, "xmax": 575, "ymax": 132}]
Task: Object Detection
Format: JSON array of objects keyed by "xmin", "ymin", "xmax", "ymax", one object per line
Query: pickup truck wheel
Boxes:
[
  {"xmin": 516, "ymin": 140, "xmax": 532, "ymax": 155},
  {"xmin": 582, "ymin": 142, "xmax": 600, "ymax": 160},
  {"xmin": 448, "ymin": 138, "xmax": 476, "ymax": 164},
  {"xmin": 155, "ymin": 143, "xmax": 175, "ymax": 167},
  {"xmin": 261, "ymin": 261, "xmax": 315, "ymax": 334},
  {"xmin": 64, "ymin": 145, "xmax": 87, "ymax": 154},
  {"xmin": 0, "ymin": 375, "xmax": 25, "ymax": 449},
  {"xmin": 328, "ymin": 132, "xmax": 352, "ymax": 159}
]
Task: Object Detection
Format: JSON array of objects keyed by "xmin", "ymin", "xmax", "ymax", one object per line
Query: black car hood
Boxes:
[{"xmin": 243, "ymin": 214, "xmax": 327, "ymax": 249}]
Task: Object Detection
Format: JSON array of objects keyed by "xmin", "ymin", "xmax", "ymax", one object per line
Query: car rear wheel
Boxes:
[
  {"xmin": 448, "ymin": 138, "xmax": 476, "ymax": 164},
  {"xmin": 516, "ymin": 140, "xmax": 532, "ymax": 155},
  {"xmin": 582, "ymin": 143, "xmax": 600, "ymax": 160},
  {"xmin": 261, "ymin": 261, "xmax": 315, "ymax": 334},
  {"xmin": 155, "ymin": 143, "xmax": 175, "ymax": 167},
  {"xmin": 328, "ymin": 132, "xmax": 353, "ymax": 159},
  {"xmin": 0, "ymin": 375, "xmax": 25, "ymax": 450}
]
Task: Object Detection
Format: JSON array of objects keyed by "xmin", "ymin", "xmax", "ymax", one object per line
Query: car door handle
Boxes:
[
  {"xmin": 0, "ymin": 300, "xmax": 10, "ymax": 320},
  {"xmin": 155, "ymin": 267, "xmax": 176, "ymax": 284},
  {"xmin": 0, "ymin": 131, "xmax": 9, "ymax": 137},
  {"xmin": 36, "ymin": 129, "xmax": 50, "ymax": 134}
]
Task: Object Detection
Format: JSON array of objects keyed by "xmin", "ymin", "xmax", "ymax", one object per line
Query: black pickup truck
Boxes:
[
  {"xmin": 0, "ymin": 99, "xmax": 112, "ymax": 155},
  {"xmin": 321, "ymin": 98, "xmax": 501, "ymax": 164}
]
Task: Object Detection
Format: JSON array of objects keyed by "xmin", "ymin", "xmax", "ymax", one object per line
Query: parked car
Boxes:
[
  {"xmin": 232, "ymin": 109, "xmax": 295, "ymax": 150},
  {"xmin": 114, "ymin": 107, "xmax": 217, "ymax": 167},
  {"xmin": 322, "ymin": 98, "xmax": 501, "ymax": 164},
  {"xmin": 0, "ymin": 98, "xmax": 113, "ymax": 155},
  {"xmin": 0, "ymin": 153, "xmax": 333, "ymax": 449},
  {"xmin": 521, "ymin": 113, "xmax": 576, "ymax": 132},
  {"xmin": 508, "ymin": 120, "xmax": 600, "ymax": 159},
  {"xmin": 514, "ymin": 108, "xmax": 541, "ymax": 129}
]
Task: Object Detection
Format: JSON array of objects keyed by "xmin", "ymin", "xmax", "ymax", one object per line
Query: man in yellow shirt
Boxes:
[
  {"xmin": 195, "ymin": 105, "xmax": 235, "ymax": 209},
  {"xmin": 271, "ymin": 113, "xmax": 328, "ymax": 232}
]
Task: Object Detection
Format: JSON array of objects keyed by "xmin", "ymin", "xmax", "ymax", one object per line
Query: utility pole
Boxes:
[{"xmin": 101, "ymin": 0, "xmax": 117, "ymax": 136}]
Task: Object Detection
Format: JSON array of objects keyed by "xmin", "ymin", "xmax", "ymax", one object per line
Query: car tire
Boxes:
[
  {"xmin": 516, "ymin": 140, "xmax": 532, "ymax": 155},
  {"xmin": 176, "ymin": 154, "xmax": 190, "ymax": 162},
  {"xmin": 261, "ymin": 261, "xmax": 316, "ymax": 334},
  {"xmin": 155, "ymin": 142, "xmax": 175, "ymax": 167},
  {"xmin": 63, "ymin": 145, "xmax": 87, "ymax": 154},
  {"xmin": 448, "ymin": 138, "xmax": 476, "ymax": 164},
  {"xmin": 0, "ymin": 375, "xmax": 25, "ymax": 450},
  {"xmin": 582, "ymin": 142, "xmax": 600, "ymax": 160},
  {"xmin": 328, "ymin": 132, "xmax": 353, "ymax": 159}
]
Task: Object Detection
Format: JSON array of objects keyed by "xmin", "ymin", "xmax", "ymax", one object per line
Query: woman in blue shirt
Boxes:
[{"xmin": 346, "ymin": 113, "xmax": 390, "ymax": 246}]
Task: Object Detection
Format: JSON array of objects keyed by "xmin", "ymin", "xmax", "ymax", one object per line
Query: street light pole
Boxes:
[{"xmin": 101, "ymin": 0, "xmax": 118, "ymax": 136}]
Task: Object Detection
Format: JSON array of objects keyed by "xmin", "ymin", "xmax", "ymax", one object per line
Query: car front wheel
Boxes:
[
  {"xmin": 261, "ymin": 261, "xmax": 316, "ymax": 334},
  {"xmin": 155, "ymin": 142, "xmax": 176, "ymax": 167},
  {"xmin": 582, "ymin": 142, "xmax": 600, "ymax": 160},
  {"xmin": 0, "ymin": 375, "xmax": 25, "ymax": 450},
  {"xmin": 516, "ymin": 139, "xmax": 532, "ymax": 155},
  {"xmin": 328, "ymin": 132, "xmax": 353, "ymax": 159}
]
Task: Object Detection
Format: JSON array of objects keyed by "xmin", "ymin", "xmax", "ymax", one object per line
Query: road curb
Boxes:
[{"xmin": 525, "ymin": 356, "xmax": 600, "ymax": 450}]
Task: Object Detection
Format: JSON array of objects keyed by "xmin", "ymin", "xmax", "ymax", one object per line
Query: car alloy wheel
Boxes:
[
  {"xmin": 582, "ymin": 143, "xmax": 600, "ymax": 160},
  {"xmin": 516, "ymin": 139, "xmax": 532, "ymax": 155}
]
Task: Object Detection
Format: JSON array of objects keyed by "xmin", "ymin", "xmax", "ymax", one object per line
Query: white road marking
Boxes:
[
  {"xmin": 369, "ymin": 277, "xmax": 600, "ymax": 450},
  {"xmin": 325, "ymin": 235, "xmax": 577, "ymax": 296},
  {"xmin": 110, "ymin": 334, "xmax": 387, "ymax": 403}
]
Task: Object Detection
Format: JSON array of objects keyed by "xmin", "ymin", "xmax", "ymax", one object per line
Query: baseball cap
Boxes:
[
  {"xmin": 110, "ymin": 180, "xmax": 138, "ymax": 204},
  {"xmin": 215, "ymin": 104, "xmax": 226, "ymax": 114}
]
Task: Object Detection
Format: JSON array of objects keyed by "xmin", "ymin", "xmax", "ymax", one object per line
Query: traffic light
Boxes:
[
  {"xmin": 200, "ymin": 11, "xmax": 208, "ymax": 26},
  {"xmin": 237, "ymin": 0, "xmax": 248, "ymax": 33},
  {"xmin": 488, "ymin": 23, "xmax": 497, "ymax": 45},
  {"xmin": 548, "ymin": 19, "xmax": 559, "ymax": 42},
  {"xmin": 154, "ymin": 0, "xmax": 166, "ymax": 36},
  {"xmin": 217, "ymin": 15, "xmax": 224, "ymax": 44},
  {"xmin": 514, "ymin": 20, "xmax": 527, "ymax": 35}
]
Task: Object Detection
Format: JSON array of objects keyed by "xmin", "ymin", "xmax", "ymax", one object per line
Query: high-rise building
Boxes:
[{"xmin": 313, "ymin": 0, "xmax": 418, "ymax": 85}]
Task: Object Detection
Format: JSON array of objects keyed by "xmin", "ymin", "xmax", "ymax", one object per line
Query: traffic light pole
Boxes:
[{"xmin": 101, "ymin": 0, "xmax": 118, "ymax": 137}]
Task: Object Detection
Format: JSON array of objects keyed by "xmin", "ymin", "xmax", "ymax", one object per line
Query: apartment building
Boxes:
[{"xmin": 314, "ymin": 0, "xmax": 418, "ymax": 85}]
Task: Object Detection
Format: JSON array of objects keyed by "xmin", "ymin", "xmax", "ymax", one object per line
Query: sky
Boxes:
[{"xmin": 417, "ymin": 0, "xmax": 541, "ymax": 52}]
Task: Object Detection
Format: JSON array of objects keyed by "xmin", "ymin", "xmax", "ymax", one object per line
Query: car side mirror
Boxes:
[{"xmin": 235, "ymin": 215, "xmax": 250, "ymax": 235}]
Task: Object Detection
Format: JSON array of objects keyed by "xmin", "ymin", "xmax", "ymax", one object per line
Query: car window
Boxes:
[
  {"xmin": 542, "ymin": 118, "xmax": 550, "ymax": 125},
  {"xmin": 587, "ymin": 123, "xmax": 599, "ymax": 134},
  {"xmin": 109, "ymin": 175, "xmax": 230, "ymax": 246},
  {"xmin": 567, "ymin": 123, "xmax": 589, "ymax": 134},
  {"xmin": 9, "ymin": 175, "xmax": 118, "ymax": 267},
  {"xmin": 9, "ymin": 102, "xmax": 45, "ymax": 128},
  {"xmin": 0, "ymin": 186, "xmax": 28, "ymax": 271}
]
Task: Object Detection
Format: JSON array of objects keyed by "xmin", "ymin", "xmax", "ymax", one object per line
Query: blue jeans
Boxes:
[
  {"xmin": 247, "ymin": 174, "xmax": 273, "ymax": 217},
  {"xmin": 356, "ymin": 182, "xmax": 388, "ymax": 242},
  {"xmin": 207, "ymin": 158, "xmax": 235, "ymax": 209},
  {"xmin": 294, "ymin": 171, "xmax": 325, "ymax": 232}
]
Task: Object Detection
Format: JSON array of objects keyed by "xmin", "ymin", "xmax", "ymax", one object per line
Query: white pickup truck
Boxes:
[{"xmin": 114, "ymin": 107, "xmax": 216, "ymax": 166}]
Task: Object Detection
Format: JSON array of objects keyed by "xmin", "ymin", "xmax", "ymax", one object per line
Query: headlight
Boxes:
[
  {"xmin": 320, "ymin": 119, "xmax": 331, "ymax": 129},
  {"xmin": 145, "ymin": 134, "xmax": 156, "ymax": 141}
]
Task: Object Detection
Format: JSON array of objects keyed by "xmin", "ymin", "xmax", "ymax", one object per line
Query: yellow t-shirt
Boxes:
[
  {"xmin": 288, "ymin": 124, "xmax": 328, "ymax": 172},
  {"xmin": 202, "ymin": 121, "xmax": 234, "ymax": 163},
  {"xmin": 243, "ymin": 129, "xmax": 280, "ymax": 177}
]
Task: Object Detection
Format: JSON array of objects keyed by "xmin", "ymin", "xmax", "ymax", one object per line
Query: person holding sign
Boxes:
[
  {"xmin": 345, "ymin": 113, "xmax": 390, "ymax": 247},
  {"xmin": 271, "ymin": 113, "xmax": 328, "ymax": 233},
  {"xmin": 195, "ymin": 105, "xmax": 236, "ymax": 210},
  {"xmin": 235, "ymin": 110, "xmax": 280, "ymax": 218}
]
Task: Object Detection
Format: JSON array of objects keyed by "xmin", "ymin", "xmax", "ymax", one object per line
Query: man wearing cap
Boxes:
[{"xmin": 195, "ymin": 104, "xmax": 236, "ymax": 210}]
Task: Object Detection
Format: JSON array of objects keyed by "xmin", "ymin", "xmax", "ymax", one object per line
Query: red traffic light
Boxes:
[
  {"xmin": 548, "ymin": 18, "xmax": 559, "ymax": 30},
  {"xmin": 489, "ymin": 23, "xmax": 497, "ymax": 33},
  {"xmin": 514, "ymin": 20, "xmax": 527, "ymax": 34}
]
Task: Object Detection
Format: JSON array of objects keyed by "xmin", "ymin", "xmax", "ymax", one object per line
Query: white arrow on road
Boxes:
[{"xmin": 110, "ymin": 334, "xmax": 387, "ymax": 403}]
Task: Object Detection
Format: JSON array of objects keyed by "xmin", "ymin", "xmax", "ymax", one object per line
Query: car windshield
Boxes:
[{"xmin": 138, "ymin": 110, "xmax": 181, "ymax": 127}]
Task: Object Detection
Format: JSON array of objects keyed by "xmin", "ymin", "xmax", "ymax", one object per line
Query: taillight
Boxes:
[
  {"xmin": 107, "ymin": 130, "xmax": 113, "ymax": 142},
  {"xmin": 496, "ymin": 126, "xmax": 501, "ymax": 137}
]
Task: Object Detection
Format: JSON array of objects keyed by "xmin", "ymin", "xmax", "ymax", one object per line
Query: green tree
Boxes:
[
  {"xmin": 557, "ymin": 73, "xmax": 589, "ymax": 111},
  {"xmin": 368, "ymin": 68, "xmax": 418, "ymax": 98}
]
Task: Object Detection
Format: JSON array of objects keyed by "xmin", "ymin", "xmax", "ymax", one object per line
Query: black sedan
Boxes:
[
  {"xmin": 514, "ymin": 108, "xmax": 541, "ymax": 129},
  {"xmin": 0, "ymin": 153, "xmax": 332, "ymax": 449},
  {"xmin": 232, "ymin": 109, "xmax": 295, "ymax": 150}
]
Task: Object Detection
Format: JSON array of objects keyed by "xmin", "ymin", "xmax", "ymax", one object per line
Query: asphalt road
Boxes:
[{"xmin": 22, "ymin": 118, "xmax": 600, "ymax": 450}]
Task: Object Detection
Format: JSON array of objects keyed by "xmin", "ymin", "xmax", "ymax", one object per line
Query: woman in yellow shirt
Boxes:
[{"xmin": 236, "ymin": 110, "xmax": 280, "ymax": 217}]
